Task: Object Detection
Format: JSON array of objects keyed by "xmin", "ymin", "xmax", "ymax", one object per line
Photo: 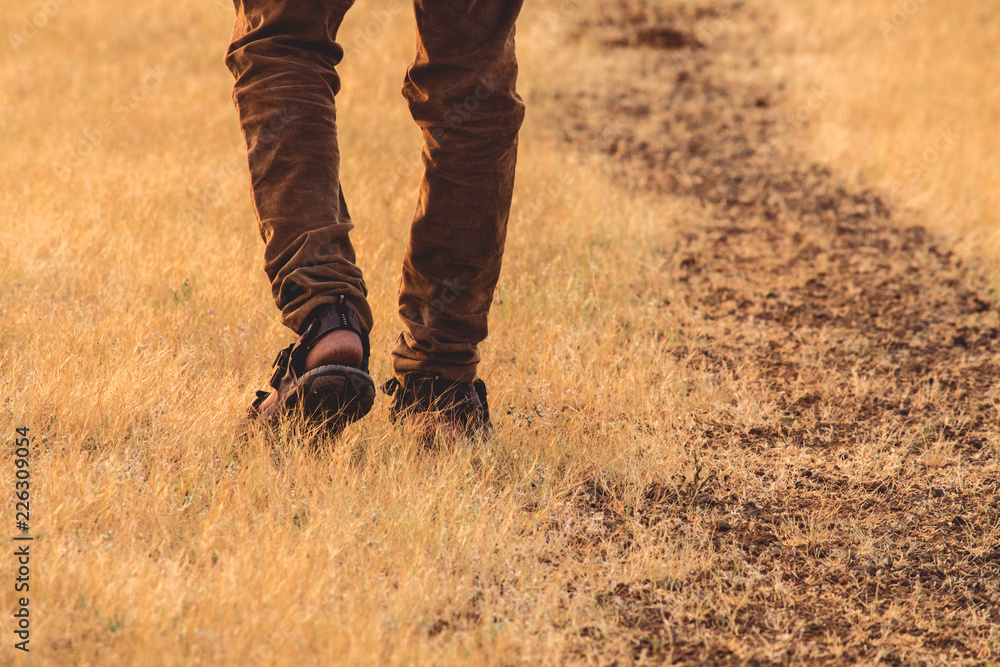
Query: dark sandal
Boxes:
[
  {"xmin": 382, "ymin": 373, "xmax": 492, "ymax": 439},
  {"xmin": 244, "ymin": 296, "xmax": 376, "ymax": 435}
]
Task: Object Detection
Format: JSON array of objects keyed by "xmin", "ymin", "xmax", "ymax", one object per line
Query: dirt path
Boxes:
[{"xmin": 546, "ymin": 1, "xmax": 999, "ymax": 662}]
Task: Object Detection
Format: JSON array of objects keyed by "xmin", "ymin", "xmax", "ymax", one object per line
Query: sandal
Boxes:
[
  {"xmin": 243, "ymin": 296, "xmax": 376, "ymax": 436},
  {"xmin": 382, "ymin": 373, "xmax": 493, "ymax": 440}
]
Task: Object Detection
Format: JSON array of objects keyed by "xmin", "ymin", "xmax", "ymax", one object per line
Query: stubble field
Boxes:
[{"xmin": 1, "ymin": 0, "xmax": 998, "ymax": 664}]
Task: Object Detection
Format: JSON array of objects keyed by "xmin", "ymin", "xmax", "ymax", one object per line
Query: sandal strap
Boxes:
[
  {"xmin": 266, "ymin": 296, "xmax": 371, "ymax": 395},
  {"xmin": 294, "ymin": 295, "xmax": 371, "ymax": 374},
  {"xmin": 251, "ymin": 389, "xmax": 272, "ymax": 413},
  {"xmin": 268, "ymin": 345, "xmax": 294, "ymax": 390}
]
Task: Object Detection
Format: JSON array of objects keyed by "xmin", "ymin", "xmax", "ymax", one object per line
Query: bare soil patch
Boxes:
[{"xmin": 530, "ymin": 1, "xmax": 1000, "ymax": 663}]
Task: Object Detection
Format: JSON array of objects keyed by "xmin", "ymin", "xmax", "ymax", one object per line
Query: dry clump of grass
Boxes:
[{"xmin": 0, "ymin": 0, "xmax": 998, "ymax": 664}]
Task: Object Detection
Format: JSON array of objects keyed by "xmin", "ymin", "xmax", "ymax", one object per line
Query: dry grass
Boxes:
[
  {"xmin": 775, "ymin": 0, "xmax": 1000, "ymax": 271},
  {"xmin": 0, "ymin": 0, "xmax": 998, "ymax": 664}
]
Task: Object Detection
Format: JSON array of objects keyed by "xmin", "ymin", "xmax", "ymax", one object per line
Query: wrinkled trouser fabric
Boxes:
[{"xmin": 225, "ymin": 0, "xmax": 525, "ymax": 384}]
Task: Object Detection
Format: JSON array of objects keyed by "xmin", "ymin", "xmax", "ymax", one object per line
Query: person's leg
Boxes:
[
  {"xmin": 228, "ymin": 0, "xmax": 377, "ymax": 434},
  {"xmin": 392, "ymin": 0, "xmax": 526, "ymax": 385},
  {"xmin": 225, "ymin": 0, "xmax": 372, "ymax": 339}
]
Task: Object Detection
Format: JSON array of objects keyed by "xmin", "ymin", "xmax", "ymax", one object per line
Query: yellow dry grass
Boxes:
[
  {"xmin": 0, "ymin": 0, "xmax": 687, "ymax": 663},
  {"xmin": 0, "ymin": 0, "xmax": 997, "ymax": 665},
  {"xmin": 775, "ymin": 0, "xmax": 1000, "ymax": 271}
]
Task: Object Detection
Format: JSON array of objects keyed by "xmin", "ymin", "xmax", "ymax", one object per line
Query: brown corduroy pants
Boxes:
[{"xmin": 225, "ymin": 0, "xmax": 525, "ymax": 384}]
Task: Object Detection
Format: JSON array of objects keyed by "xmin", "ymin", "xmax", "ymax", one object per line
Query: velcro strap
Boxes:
[
  {"xmin": 292, "ymin": 296, "xmax": 371, "ymax": 374},
  {"xmin": 310, "ymin": 297, "xmax": 361, "ymax": 342},
  {"xmin": 270, "ymin": 345, "xmax": 293, "ymax": 389}
]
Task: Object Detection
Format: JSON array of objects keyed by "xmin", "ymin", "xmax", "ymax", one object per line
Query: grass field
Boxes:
[
  {"xmin": 778, "ymin": 0, "xmax": 1000, "ymax": 269},
  {"xmin": 1, "ymin": 0, "xmax": 998, "ymax": 664}
]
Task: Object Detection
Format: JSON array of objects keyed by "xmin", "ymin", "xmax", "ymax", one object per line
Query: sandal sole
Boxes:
[
  {"xmin": 244, "ymin": 364, "xmax": 374, "ymax": 437},
  {"xmin": 295, "ymin": 364, "xmax": 376, "ymax": 424}
]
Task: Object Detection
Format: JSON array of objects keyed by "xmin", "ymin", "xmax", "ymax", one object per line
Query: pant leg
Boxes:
[
  {"xmin": 225, "ymin": 0, "xmax": 372, "ymax": 335},
  {"xmin": 392, "ymin": 0, "xmax": 526, "ymax": 384}
]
